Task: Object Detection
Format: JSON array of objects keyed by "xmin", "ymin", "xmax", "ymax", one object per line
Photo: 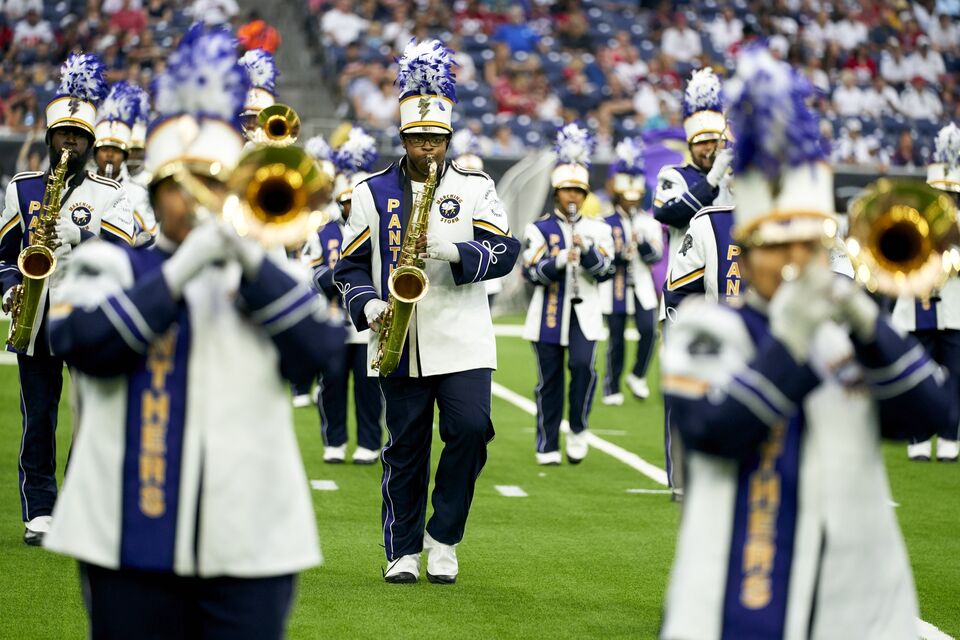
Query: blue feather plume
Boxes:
[
  {"xmin": 934, "ymin": 123, "xmax": 960, "ymax": 170},
  {"xmin": 681, "ymin": 67, "xmax": 723, "ymax": 119},
  {"xmin": 130, "ymin": 84, "xmax": 150, "ymax": 124},
  {"xmin": 99, "ymin": 82, "xmax": 140, "ymax": 126},
  {"xmin": 239, "ymin": 48, "xmax": 277, "ymax": 92},
  {"xmin": 56, "ymin": 53, "xmax": 108, "ymax": 105},
  {"xmin": 725, "ymin": 47, "xmax": 825, "ymax": 179},
  {"xmin": 450, "ymin": 129, "xmax": 482, "ymax": 157},
  {"xmin": 396, "ymin": 39, "xmax": 458, "ymax": 102},
  {"xmin": 554, "ymin": 122, "xmax": 595, "ymax": 167},
  {"xmin": 332, "ymin": 128, "xmax": 378, "ymax": 175},
  {"xmin": 611, "ymin": 137, "xmax": 645, "ymax": 176},
  {"xmin": 305, "ymin": 135, "xmax": 332, "ymax": 162},
  {"xmin": 152, "ymin": 23, "xmax": 250, "ymax": 129}
]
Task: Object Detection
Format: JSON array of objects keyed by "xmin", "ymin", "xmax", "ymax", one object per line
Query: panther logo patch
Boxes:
[
  {"xmin": 70, "ymin": 205, "xmax": 92, "ymax": 227},
  {"xmin": 679, "ymin": 234, "xmax": 694, "ymax": 256}
]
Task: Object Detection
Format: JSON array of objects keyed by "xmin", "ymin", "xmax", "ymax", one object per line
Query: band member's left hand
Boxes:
[
  {"xmin": 55, "ymin": 218, "xmax": 81, "ymax": 248},
  {"xmin": 421, "ymin": 234, "xmax": 461, "ymax": 263}
]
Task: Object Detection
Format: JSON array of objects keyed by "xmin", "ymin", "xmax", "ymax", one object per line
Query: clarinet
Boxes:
[{"xmin": 567, "ymin": 202, "xmax": 582, "ymax": 306}]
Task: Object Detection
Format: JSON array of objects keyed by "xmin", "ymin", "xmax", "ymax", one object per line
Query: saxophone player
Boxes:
[
  {"xmin": 0, "ymin": 53, "xmax": 134, "ymax": 546},
  {"xmin": 333, "ymin": 40, "xmax": 519, "ymax": 584}
]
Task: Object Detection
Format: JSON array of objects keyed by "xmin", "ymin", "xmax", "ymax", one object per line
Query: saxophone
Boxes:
[
  {"xmin": 371, "ymin": 157, "xmax": 438, "ymax": 375},
  {"xmin": 7, "ymin": 149, "xmax": 70, "ymax": 351}
]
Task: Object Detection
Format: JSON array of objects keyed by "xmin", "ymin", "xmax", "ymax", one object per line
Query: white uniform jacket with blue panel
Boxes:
[
  {"xmin": 664, "ymin": 205, "xmax": 741, "ymax": 321},
  {"xmin": 0, "ymin": 169, "xmax": 135, "ymax": 355},
  {"xmin": 598, "ymin": 207, "xmax": 662, "ymax": 315},
  {"xmin": 660, "ymin": 294, "xmax": 953, "ymax": 640},
  {"xmin": 653, "ymin": 163, "xmax": 718, "ymax": 273},
  {"xmin": 119, "ymin": 164, "xmax": 156, "ymax": 245},
  {"xmin": 892, "ymin": 276, "xmax": 960, "ymax": 332},
  {"xmin": 332, "ymin": 159, "xmax": 520, "ymax": 377},
  {"xmin": 43, "ymin": 240, "xmax": 346, "ymax": 577},
  {"xmin": 303, "ymin": 216, "xmax": 367, "ymax": 345},
  {"xmin": 521, "ymin": 210, "xmax": 616, "ymax": 345}
]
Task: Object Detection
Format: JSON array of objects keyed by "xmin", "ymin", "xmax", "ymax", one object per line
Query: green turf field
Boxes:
[{"xmin": 0, "ymin": 321, "xmax": 958, "ymax": 639}]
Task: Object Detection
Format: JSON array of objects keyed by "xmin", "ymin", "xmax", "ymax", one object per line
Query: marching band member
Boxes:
[
  {"xmin": 238, "ymin": 48, "xmax": 277, "ymax": 145},
  {"xmin": 333, "ymin": 40, "xmax": 519, "ymax": 584},
  {"xmin": 93, "ymin": 82, "xmax": 157, "ymax": 247},
  {"xmin": 43, "ymin": 26, "xmax": 344, "ymax": 638},
  {"xmin": 600, "ymin": 137, "xmax": 662, "ymax": 405},
  {"xmin": 522, "ymin": 123, "xmax": 615, "ymax": 465},
  {"xmin": 126, "ymin": 90, "xmax": 150, "ymax": 187},
  {"xmin": 450, "ymin": 129, "xmax": 503, "ymax": 307},
  {"xmin": 892, "ymin": 122, "xmax": 960, "ymax": 462},
  {"xmin": 660, "ymin": 49, "xmax": 952, "ymax": 640},
  {"xmin": 0, "ymin": 53, "xmax": 134, "ymax": 546},
  {"xmin": 304, "ymin": 128, "xmax": 384, "ymax": 465}
]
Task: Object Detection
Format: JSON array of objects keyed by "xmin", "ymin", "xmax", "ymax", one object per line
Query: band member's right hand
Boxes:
[
  {"xmin": 55, "ymin": 218, "xmax": 81, "ymax": 248},
  {"xmin": 769, "ymin": 263, "xmax": 835, "ymax": 363},
  {"xmin": 568, "ymin": 247, "xmax": 581, "ymax": 265},
  {"xmin": 706, "ymin": 148, "xmax": 734, "ymax": 187},
  {"xmin": 161, "ymin": 220, "xmax": 231, "ymax": 300},
  {"xmin": 364, "ymin": 299, "xmax": 389, "ymax": 333},
  {"xmin": 2, "ymin": 284, "xmax": 21, "ymax": 313}
]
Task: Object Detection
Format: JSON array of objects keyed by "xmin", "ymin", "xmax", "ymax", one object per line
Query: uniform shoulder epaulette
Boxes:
[
  {"xmin": 656, "ymin": 164, "xmax": 682, "ymax": 175},
  {"xmin": 88, "ymin": 172, "xmax": 122, "ymax": 189},
  {"xmin": 9, "ymin": 171, "xmax": 44, "ymax": 184},
  {"xmin": 356, "ymin": 165, "xmax": 392, "ymax": 188},
  {"xmin": 450, "ymin": 160, "xmax": 491, "ymax": 180},
  {"xmin": 692, "ymin": 204, "xmax": 735, "ymax": 220},
  {"xmin": 535, "ymin": 212, "xmax": 551, "ymax": 221}
]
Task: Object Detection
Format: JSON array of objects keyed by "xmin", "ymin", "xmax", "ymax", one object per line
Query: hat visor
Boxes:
[
  {"xmin": 401, "ymin": 125, "xmax": 452, "ymax": 135},
  {"xmin": 553, "ymin": 180, "xmax": 589, "ymax": 192},
  {"xmin": 48, "ymin": 120, "xmax": 95, "ymax": 138},
  {"xmin": 689, "ymin": 131, "xmax": 723, "ymax": 144},
  {"xmin": 150, "ymin": 158, "xmax": 232, "ymax": 187}
]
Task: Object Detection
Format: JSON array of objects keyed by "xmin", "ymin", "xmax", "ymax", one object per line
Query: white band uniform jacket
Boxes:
[
  {"xmin": 599, "ymin": 207, "xmax": 663, "ymax": 315},
  {"xmin": 303, "ymin": 215, "xmax": 368, "ymax": 345},
  {"xmin": 522, "ymin": 210, "xmax": 616, "ymax": 345},
  {"xmin": 43, "ymin": 240, "xmax": 346, "ymax": 577},
  {"xmin": 892, "ymin": 276, "xmax": 960, "ymax": 332},
  {"xmin": 0, "ymin": 169, "xmax": 135, "ymax": 355},
  {"xmin": 333, "ymin": 159, "xmax": 521, "ymax": 378}
]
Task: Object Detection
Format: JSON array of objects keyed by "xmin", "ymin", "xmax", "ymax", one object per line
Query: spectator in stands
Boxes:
[
  {"xmin": 833, "ymin": 119, "xmax": 877, "ymax": 165},
  {"xmin": 832, "ymin": 7, "xmax": 869, "ymax": 51},
  {"xmin": 3, "ymin": 0, "xmax": 42, "ymax": 22},
  {"xmin": 661, "ymin": 12, "xmax": 701, "ymax": 63},
  {"xmin": 862, "ymin": 75, "xmax": 901, "ymax": 118},
  {"xmin": 833, "ymin": 69, "xmax": 865, "ymax": 117},
  {"xmin": 109, "ymin": 0, "xmax": 147, "ymax": 34},
  {"xmin": 483, "ymin": 41, "xmax": 510, "ymax": 87},
  {"xmin": 803, "ymin": 54, "xmax": 831, "ymax": 95},
  {"xmin": 449, "ymin": 34, "xmax": 476, "ymax": 84},
  {"xmin": 843, "ymin": 45, "xmax": 877, "ymax": 84},
  {"xmin": 383, "ymin": 3, "xmax": 413, "ymax": 52},
  {"xmin": 709, "ymin": 7, "xmax": 743, "ymax": 53},
  {"xmin": 559, "ymin": 72, "xmax": 601, "ymax": 120},
  {"xmin": 238, "ymin": 10, "xmax": 281, "ymax": 53},
  {"xmin": 357, "ymin": 78, "xmax": 398, "ymax": 130},
  {"xmin": 490, "ymin": 123, "xmax": 525, "ymax": 156},
  {"xmin": 909, "ymin": 36, "xmax": 946, "ymax": 85},
  {"xmin": 9, "ymin": 8, "xmax": 53, "ymax": 62},
  {"xmin": 900, "ymin": 75, "xmax": 944, "ymax": 121},
  {"xmin": 928, "ymin": 14, "xmax": 959, "ymax": 53},
  {"xmin": 15, "ymin": 126, "xmax": 46, "ymax": 173},
  {"xmin": 454, "ymin": 0, "xmax": 495, "ymax": 37},
  {"xmin": 493, "ymin": 70, "xmax": 536, "ymax": 116},
  {"xmin": 493, "ymin": 6, "xmax": 540, "ymax": 54},
  {"xmin": 803, "ymin": 10, "xmax": 833, "ymax": 57},
  {"xmin": 888, "ymin": 129, "xmax": 926, "ymax": 168},
  {"xmin": 557, "ymin": 10, "xmax": 593, "ymax": 53},
  {"xmin": 531, "ymin": 70, "xmax": 562, "ymax": 121},
  {"xmin": 609, "ymin": 31, "xmax": 647, "ymax": 91},
  {"xmin": 321, "ymin": 0, "xmax": 369, "ymax": 48},
  {"xmin": 102, "ymin": 0, "xmax": 141, "ymax": 13},
  {"xmin": 880, "ymin": 39, "xmax": 913, "ymax": 86}
]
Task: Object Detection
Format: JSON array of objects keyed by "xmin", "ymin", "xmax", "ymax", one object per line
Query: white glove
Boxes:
[
  {"xmin": 2, "ymin": 285, "xmax": 19, "ymax": 314},
  {"xmin": 53, "ymin": 242, "xmax": 72, "ymax": 260},
  {"xmin": 555, "ymin": 250, "xmax": 569, "ymax": 270},
  {"xmin": 55, "ymin": 218, "xmax": 81, "ymax": 248},
  {"xmin": 364, "ymin": 298, "xmax": 389, "ymax": 332},
  {"xmin": 218, "ymin": 223, "xmax": 265, "ymax": 278},
  {"xmin": 422, "ymin": 234, "xmax": 460, "ymax": 263},
  {"xmin": 831, "ymin": 276, "xmax": 879, "ymax": 342},
  {"xmin": 706, "ymin": 148, "xmax": 734, "ymax": 188},
  {"xmin": 769, "ymin": 263, "xmax": 836, "ymax": 363},
  {"xmin": 161, "ymin": 221, "xmax": 230, "ymax": 299}
]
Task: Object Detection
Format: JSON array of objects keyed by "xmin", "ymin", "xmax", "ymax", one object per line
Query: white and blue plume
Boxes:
[
  {"xmin": 725, "ymin": 47, "xmax": 825, "ymax": 179},
  {"xmin": 305, "ymin": 135, "xmax": 332, "ymax": 163},
  {"xmin": 450, "ymin": 129, "xmax": 482, "ymax": 157},
  {"xmin": 332, "ymin": 128, "xmax": 378, "ymax": 175},
  {"xmin": 396, "ymin": 39, "xmax": 458, "ymax": 102},
  {"xmin": 130, "ymin": 84, "xmax": 151, "ymax": 124},
  {"xmin": 682, "ymin": 67, "xmax": 723, "ymax": 119},
  {"xmin": 99, "ymin": 82, "xmax": 139, "ymax": 126},
  {"xmin": 554, "ymin": 122, "xmax": 595, "ymax": 167},
  {"xmin": 152, "ymin": 23, "xmax": 250, "ymax": 129},
  {"xmin": 611, "ymin": 137, "xmax": 645, "ymax": 176},
  {"xmin": 239, "ymin": 48, "xmax": 277, "ymax": 92},
  {"xmin": 56, "ymin": 53, "xmax": 108, "ymax": 105},
  {"xmin": 934, "ymin": 123, "xmax": 960, "ymax": 170}
]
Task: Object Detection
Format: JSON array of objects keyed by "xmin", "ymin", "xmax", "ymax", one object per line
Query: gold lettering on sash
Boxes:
[{"xmin": 138, "ymin": 327, "xmax": 178, "ymax": 518}]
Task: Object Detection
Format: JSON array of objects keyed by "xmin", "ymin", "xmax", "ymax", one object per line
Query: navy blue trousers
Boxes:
[
  {"xmin": 379, "ymin": 368, "xmax": 494, "ymax": 560},
  {"xmin": 319, "ymin": 343, "xmax": 383, "ymax": 450},
  {"xmin": 17, "ymin": 352, "xmax": 63, "ymax": 522},
  {"xmin": 80, "ymin": 563, "xmax": 294, "ymax": 640},
  {"xmin": 533, "ymin": 311, "xmax": 598, "ymax": 453},
  {"xmin": 603, "ymin": 305, "xmax": 657, "ymax": 396},
  {"xmin": 913, "ymin": 329, "xmax": 960, "ymax": 441}
]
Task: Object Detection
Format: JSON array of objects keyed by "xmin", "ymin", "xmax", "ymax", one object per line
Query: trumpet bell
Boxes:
[
  {"xmin": 257, "ymin": 104, "xmax": 300, "ymax": 147},
  {"xmin": 846, "ymin": 178, "xmax": 959, "ymax": 297}
]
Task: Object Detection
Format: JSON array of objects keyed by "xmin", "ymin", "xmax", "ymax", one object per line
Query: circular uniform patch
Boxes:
[
  {"xmin": 439, "ymin": 198, "xmax": 461, "ymax": 220},
  {"xmin": 71, "ymin": 207, "xmax": 92, "ymax": 226}
]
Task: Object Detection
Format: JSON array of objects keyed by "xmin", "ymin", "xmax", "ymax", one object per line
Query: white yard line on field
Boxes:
[
  {"xmin": 494, "ymin": 324, "xmax": 639, "ymax": 341},
  {"xmin": 495, "ymin": 485, "xmax": 528, "ymax": 497},
  {"xmin": 492, "ymin": 379, "xmax": 954, "ymax": 640},
  {"xmin": 310, "ymin": 480, "xmax": 339, "ymax": 491},
  {"xmin": 0, "ymin": 352, "xmax": 16, "ymax": 365}
]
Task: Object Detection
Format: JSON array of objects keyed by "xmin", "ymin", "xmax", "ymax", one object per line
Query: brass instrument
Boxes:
[
  {"xmin": 177, "ymin": 144, "xmax": 330, "ymax": 249},
  {"xmin": 7, "ymin": 149, "xmax": 70, "ymax": 351},
  {"xmin": 257, "ymin": 104, "xmax": 300, "ymax": 147},
  {"xmin": 372, "ymin": 157, "xmax": 437, "ymax": 375},
  {"xmin": 843, "ymin": 178, "xmax": 960, "ymax": 298}
]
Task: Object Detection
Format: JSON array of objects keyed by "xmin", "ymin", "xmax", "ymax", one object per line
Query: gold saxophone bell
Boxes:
[
  {"xmin": 257, "ymin": 104, "xmax": 300, "ymax": 147},
  {"xmin": 846, "ymin": 178, "xmax": 960, "ymax": 298}
]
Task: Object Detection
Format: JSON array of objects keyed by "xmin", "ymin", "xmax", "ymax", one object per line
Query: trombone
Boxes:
[{"xmin": 257, "ymin": 104, "xmax": 300, "ymax": 147}]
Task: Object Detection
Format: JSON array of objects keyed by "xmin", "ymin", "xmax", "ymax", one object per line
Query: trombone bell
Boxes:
[{"xmin": 257, "ymin": 104, "xmax": 300, "ymax": 147}]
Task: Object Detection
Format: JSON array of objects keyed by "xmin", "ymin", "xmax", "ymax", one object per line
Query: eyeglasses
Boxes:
[{"xmin": 404, "ymin": 134, "xmax": 449, "ymax": 148}]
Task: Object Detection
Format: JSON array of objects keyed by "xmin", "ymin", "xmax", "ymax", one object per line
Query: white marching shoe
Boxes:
[
  {"xmin": 352, "ymin": 447, "xmax": 380, "ymax": 465},
  {"xmin": 566, "ymin": 430, "xmax": 589, "ymax": 464},
  {"xmin": 383, "ymin": 553, "xmax": 420, "ymax": 584},
  {"xmin": 423, "ymin": 531, "xmax": 458, "ymax": 584},
  {"xmin": 936, "ymin": 438, "xmax": 959, "ymax": 462},
  {"xmin": 292, "ymin": 393, "xmax": 312, "ymax": 408},
  {"xmin": 323, "ymin": 444, "xmax": 346, "ymax": 463},
  {"xmin": 602, "ymin": 393, "xmax": 624, "ymax": 406},
  {"xmin": 626, "ymin": 374, "xmax": 650, "ymax": 399},
  {"xmin": 908, "ymin": 439, "xmax": 932, "ymax": 461},
  {"xmin": 536, "ymin": 451, "xmax": 562, "ymax": 466},
  {"xmin": 23, "ymin": 515, "xmax": 52, "ymax": 547}
]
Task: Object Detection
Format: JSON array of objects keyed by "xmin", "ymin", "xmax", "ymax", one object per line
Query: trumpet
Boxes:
[
  {"xmin": 257, "ymin": 104, "xmax": 300, "ymax": 147},
  {"xmin": 176, "ymin": 144, "xmax": 331, "ymax": 249},
  {"xmin": 843, "ymin": 178, "xmax": 960, "ymax": 298}
]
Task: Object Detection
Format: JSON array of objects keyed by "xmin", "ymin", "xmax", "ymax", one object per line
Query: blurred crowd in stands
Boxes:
[{"xmin": 303, "ymin": 0, "xmax": 960, "ymax": 168}]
